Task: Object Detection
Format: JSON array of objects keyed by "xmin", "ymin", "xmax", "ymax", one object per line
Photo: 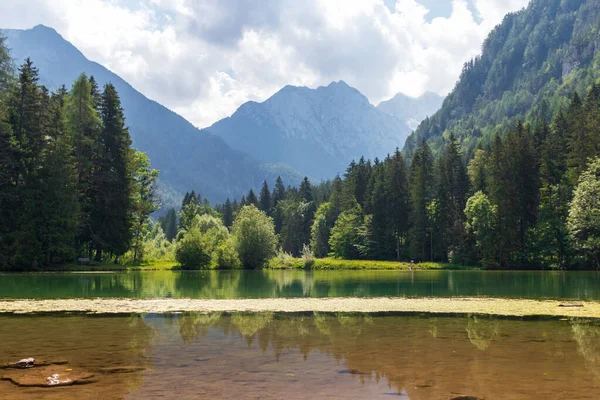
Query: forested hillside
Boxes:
[
  {"xmin": 3, "ymin": 25, "xmax": 301, "ymax": 206},
  {"xmin": 404, "ymin": 0, "xmax": 600, "ymax": 159}
]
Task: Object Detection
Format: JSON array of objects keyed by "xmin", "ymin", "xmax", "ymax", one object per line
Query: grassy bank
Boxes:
[
  {"xmin": 31, "ymin": 258, "xmax": 479, "ymax": 272},
  {"xmin": 49, "ymin": 260, "xmax": 177, "ymax": 272},
  {"xmin": 267, "ymin": 257, "xmax": 480, "ymax": 271}
]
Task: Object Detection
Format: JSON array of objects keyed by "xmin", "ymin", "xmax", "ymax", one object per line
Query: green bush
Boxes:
[
  {"xmin": 211, "ymin": 237, "xmax": 241, "ymax": 269},
  {"xmin": 232, "ymin": 205, "xmax": 276, "ymax": 268},
  {"xmin": 175, "ymin": 228, "xmax": 211, "ymax": 269}
]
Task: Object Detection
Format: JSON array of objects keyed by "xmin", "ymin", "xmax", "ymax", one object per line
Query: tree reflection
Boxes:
[
  {"xmin": 465, "ymin": 314, "xmax": 499, "ymax": 351},
  {"xmin": 572, "ymin": 320, "xmax": 600, "ymax": 380}
]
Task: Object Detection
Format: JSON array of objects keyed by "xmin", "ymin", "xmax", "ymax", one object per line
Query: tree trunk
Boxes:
[{"xmin": 94, "ymin": 247, "xmax": 102, "ymax": 262}]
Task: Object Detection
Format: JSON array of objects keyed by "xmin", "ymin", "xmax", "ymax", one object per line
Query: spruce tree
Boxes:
[
  {"xmin": 130, "ymin": 151, "xmax": 160, "ymax": 262},
  {"xmin": 66, "ymin": 73, "xmax": 101, "ymax": 254},
  {"xmin": 37, "ymin": 90, "xmax": 79, "ymax": 264},
  {"xmin": 298, "ymin": 177, "xmax": 313, "ymax": 202},
  {"xmin": 385, "ymin": 149, "xmax": 410, "ymax": 260},
  {"xmin": 408, "ymin": 141, "xmax": 434, "ymax": 261},
  {"xmin": 246, "ymin": 189, "xmax": 258, "ymax": 206},
  {"xmin": 436, "ymin": 134, "xmax": 469, "ymax": 261},
  {"xmin": 90, "ymin": 83, "xmax": 134, "ymax": 261},
  {"xmin": 258, "ymin": 181, "xmax": 272, "ymax": 215},
  {"xmin": 223, "ymin": 198, "xmax": 234, "ymax": 228},
  {"xmin": 161, "ymin": 208, "xmax": 178, "ymax": 241}
]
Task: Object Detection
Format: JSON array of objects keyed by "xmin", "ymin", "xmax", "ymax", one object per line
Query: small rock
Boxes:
[
  {"xmin": 16, "ymin": 358, "xmax": 35, "ymax": 368},
  {"xmin": 559, "ymin": 302, "xmax": 584, "ymax": 308},
  {"xmin": 450, "ymin": 396, "xmax": 481, "ymax": 400},
  {"xmin": 416, "ymin": 379, "xmax": 435, "ymax": 388},
  {"xmin": 1, "ymin": 359, "xmax": 68, "ymax": 369},
  {"xmin": 98, "ymin": 366, "xmax": 145, "ymax": 374},
  {"xmin": 338, "ymin": 369, "xmax": 367, "ymax": 375}
]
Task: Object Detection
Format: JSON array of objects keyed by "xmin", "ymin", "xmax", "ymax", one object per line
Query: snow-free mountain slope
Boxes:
[
  {"xmin": 377, "ymin": 92, "xmax": 445, "ymax": 130},
  {"xmin": 3, "ymin": 25, "xmax": 302, "ymax": 205},
  {"xmin": 203, "ymin": 81, "xmax": 411, "ymax": 179}
]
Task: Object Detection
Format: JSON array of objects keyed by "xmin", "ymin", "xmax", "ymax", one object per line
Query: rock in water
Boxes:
[
  {"xmin": 1, "ymin": 366, "xmax": 96, "ymax": 387},
  {"xmin": 559, "ymin": 302, "xmax": 584, "ymax": 308},
  {"xmin": 16, "ymin": 358, "xmax": 35, "ymax": 368},
  {"xmin": 1, "ymin": 358, "xmax": 68, "ymax": 369},
  {"xmin": 98, "ymin": 366, "xmax": 145, "ymax": 374}
]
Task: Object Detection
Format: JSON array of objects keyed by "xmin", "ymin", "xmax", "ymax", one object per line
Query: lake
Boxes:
[
  {"xmin": 2, "ymin": 270, "xmax": 599, "ymax": 399},
  {"xmin": 1, "ymin": 313, "xmax": 599, "ymax": 399},
  {"xmin": 1, "ymin": 269, "xmax": 599, "ymax": 300}
]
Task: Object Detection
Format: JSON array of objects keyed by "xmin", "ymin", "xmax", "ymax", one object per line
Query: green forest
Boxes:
[{"xmin": 0, "ymin": 37, "xmax": 161, "ymax": 270}]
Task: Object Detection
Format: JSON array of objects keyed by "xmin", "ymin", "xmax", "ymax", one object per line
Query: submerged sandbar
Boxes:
[{"xmin": 0, "ymin": 297, "xmax": 599, "ymax": 318}]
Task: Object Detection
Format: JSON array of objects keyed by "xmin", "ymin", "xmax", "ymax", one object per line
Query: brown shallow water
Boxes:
[{"xmin": 1, "ymin": 313, "xmax": 600, "ymax": 399}]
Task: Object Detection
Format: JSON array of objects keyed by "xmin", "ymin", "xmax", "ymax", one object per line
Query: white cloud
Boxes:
[{"xmin": 0, "ymin": 0, "xmax": 530, "ymax": 128}]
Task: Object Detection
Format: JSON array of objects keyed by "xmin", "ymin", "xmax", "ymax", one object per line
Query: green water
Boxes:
[{"xmin": 1, "ymin": 269, "xmax": 599, "ymax": 299}]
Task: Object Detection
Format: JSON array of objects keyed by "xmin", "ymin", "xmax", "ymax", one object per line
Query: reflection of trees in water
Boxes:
[
  {"xmin": 167, "ymin": 313, "xmax": 598, "ymax": 398},
  {"xmin": 175, "ymin": 271, "xmax": 242, "ymax": 298},
  {"xmin": 178, "ymin": 312, "xmax": 223, "ymax": 344},
  {"xmin": 264, "ymin": 270, "xmax": 316, "ymax": 296},
  {"xmin": 465, "ymin": 314, "xmax": 499, "ymax": 351},
  {"xmin": 572, "ymin": 320, "xmax": 600, "ymax": 380}
]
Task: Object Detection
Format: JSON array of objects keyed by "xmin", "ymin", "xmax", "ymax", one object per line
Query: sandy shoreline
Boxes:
[{"xmin": 0, "ymin": 297, "xmax": 599, "ymax": 318}]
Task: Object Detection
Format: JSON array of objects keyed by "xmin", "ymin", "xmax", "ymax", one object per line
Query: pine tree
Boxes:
[
  {"xmin": 161, "ymin": 208, "xmax": 178, "ymax": 241},
  {"xmin": 246, "ymin": 189, "xmax": 258, "ymax": 206},
  {"xmin": 408, "ymin": 141, "xmax": 434, "ymax": 261},
  {"xmin": 37, "ymin": 90, "xmax": 79, "ymax": 264},
  {"xmin": 5, "ymin": 59, "xmax": 48, "ymax": 268},
  {"xmin": 272, "ymin": 177, "xmax": 286, "ymax": 234},
  {"xmin": 130, "ymin": 151, "xmax": 160, "ymax": 262},
  {"xmin": 567, "ymin": 92, "xmax": 592, "ymax": 180},
  {"xmin": 223, "ymin": 198, "xmax": 234, "ymax": 228},
  {"xmin": 436, "ymin": 133, "xmax": 469, "ymax": 261},
  {"xmin": 90, "ymin": 83, "xmax": 134, "ymax": 261},
  {"xmin": 368, "ymin": 164, "xmax": 394, "ymax": 259},
  {"xmin": 298, "ymin": 177, "xmax": 313, "ymax": 202},
  {"xmin": 89, "ymin": 75, "xmax": 102, "ymax": 112},
  {"xmin": 66, "ymin": 73, "xmax": 101, "ymax": 254},
  {"xmin": 385, "ymin": 149, "xmax": 410, "ymax": 260},
  {"xmin": 258, "ymin": 181, "xmax": 272, "ymax": 215},
  {"xmin": 535, "ymin": 112, "xmax": 571, "ymax": 267}
]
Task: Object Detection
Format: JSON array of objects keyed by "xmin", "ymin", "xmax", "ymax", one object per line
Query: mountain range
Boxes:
[
  {"xmin": 203, "ymin": 81, "xmax": 412, "ymax": 180},
  {"xmin": 3, "ymin": 25, "xmax": 441, "ymax": 204},
  {"xmin": 377, "ymin": 92, "xmax": 444, "ymax": 130}
]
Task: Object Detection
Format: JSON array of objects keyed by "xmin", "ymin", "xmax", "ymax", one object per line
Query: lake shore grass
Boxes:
[
  {"xmin": 49, "ymin": 260, "xmax": 177, "ymax": 272},
  {"xmin": 0, "ymin": 297, "xmax": 596, "ymax": 318},
  {"xmin": 267, "ymin": 257, "xmax": 481, "ymax": 271},
  {"xmin": 36, "ymin": 257, "xmax": 480, "ymax": 272}
]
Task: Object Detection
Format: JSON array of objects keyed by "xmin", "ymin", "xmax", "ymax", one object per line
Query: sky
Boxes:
[{"xmin": 0, "ymin": 0, "xmax": 530, "ymax": 129}]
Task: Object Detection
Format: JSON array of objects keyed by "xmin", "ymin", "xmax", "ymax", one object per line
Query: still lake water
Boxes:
[
  {"xmin": 2, "ymin": 271, "xmax": 600, "ymax": 398},
  {"xmin": 1, "ymin": 270, "xmax": 599, "ymax": 300},
  {"xmin": 0, "ymin": 313, "xmax": 599, "ymax": 399}
]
